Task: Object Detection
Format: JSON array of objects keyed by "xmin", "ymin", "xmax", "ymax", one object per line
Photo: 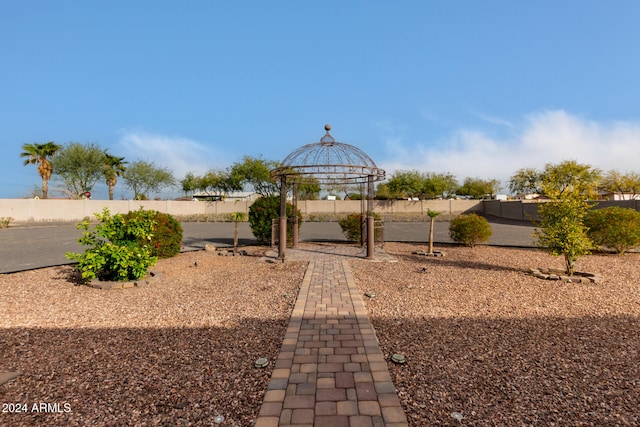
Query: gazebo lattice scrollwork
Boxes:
[{"xmin": 271, "ymin": 125, "xmax": 386, "ymax": 259}]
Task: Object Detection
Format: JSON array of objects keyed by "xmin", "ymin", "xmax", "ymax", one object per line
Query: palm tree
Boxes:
[
  {"xmin": 102, "ymin": 153, "xmax": 128, "ymax": 200},
  {"xmin": 20, "ymin": 142, "xmax": 62, "ymax": 199}
]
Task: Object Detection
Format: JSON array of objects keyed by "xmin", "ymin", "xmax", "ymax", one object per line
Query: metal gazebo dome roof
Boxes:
[{"xmin": 272, "ymin": 125, "xmax": 386, "ymax": 185}]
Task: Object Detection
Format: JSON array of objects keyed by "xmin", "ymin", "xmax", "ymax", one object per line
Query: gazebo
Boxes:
[{"xmin": 271, "ymin": 125, "xmax": 386, "ymax": 259}]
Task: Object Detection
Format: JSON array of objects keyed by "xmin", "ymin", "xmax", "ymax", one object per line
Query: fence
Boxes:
[{"xmin": 482, "ymin": 199, "xmax": 640, "ymax": 222}]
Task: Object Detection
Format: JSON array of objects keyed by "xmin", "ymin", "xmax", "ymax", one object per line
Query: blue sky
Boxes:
[{"xmin": 2, "ymin": 1, "xmax": 640, "ymax": 199}]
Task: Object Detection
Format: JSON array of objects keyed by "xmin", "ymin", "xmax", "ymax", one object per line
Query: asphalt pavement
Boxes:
[{"xmin": 0, "ymin": 220, "xmax": 537, "ymax": 273}]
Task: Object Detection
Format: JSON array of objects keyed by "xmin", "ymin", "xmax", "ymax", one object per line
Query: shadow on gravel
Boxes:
[
  {"xmin": 0, "ymin": 320, "xmax": 287, "ymax": 427},
  {"xmin": 290, "ymin": 242, "xmax": 368, "ymax": 259},
  {"xmin": 181, "ymin": 237, "xmax": 257, "ymax": 249},
  {"xmin": 53, "ymin": 268, "xmax": 84, "ymax": 286},
  {"xmin": 482, "ymin": 214, "xmax": 537, "ymax": 227},
  {"xmin": 392, "ymin": 250, "xmax": 527, "ymax": 274},
  {"xmin": 372, "ymin": 315, "xmax": 640, "ymax": 426}
]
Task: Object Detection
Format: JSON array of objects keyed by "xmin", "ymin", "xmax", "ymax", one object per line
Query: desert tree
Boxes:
[
  {"xmin": 51, "ymin": 142, "xmax": 105, "ymax": 198},
  {"xmin": 290, "ymin": 175, "xmax": 322, "ymax": 201},
  {"xmin": 375, "ymin": 183, "xmax": 395, "ymax": 200},
  {"xmin": 180, "ymin": 169, "xmax": 241, "ymax": 199},
  {"xmin": 510, "ymin": 160, "xmax": 602, "ymax": 200},
  {"xmin": 423, "ymin": 172, "xmax": 459, "ymax": 199},
  {"xmin": 600, "ymin": 169, "xmax": 640, "ymax": 199},
  {"xmin": 384, "ymin": 170, "xmax": 458, "ymax": 199},
  {"xmin": 509, "ymin": 167, "xmax": 542, "ymax": 196},
  {"xmin": 181, "ymin": 172, "xmax": 198, "ymax": 196},
  {"xmin": 457, "ymin": 177, "xmax": 501, "ymax": 199},
  {"xmin": 122, "ymin": 160, "xmax": 176, "ymax": 200},
  {"xmin": 540, "ymin": 160, "xmax": 602, "ymax": 200},
  {"xmin": 229, "ymin": 155, "xmax": 280, "ymax": 197},
  {"xmin": 324, "ymin": 182, "xmax": 359, "ymax": 201},
  {"xmin": 533, "ymin": 160, "xmax": 599, "ymax": 275},
  {"xmin": 385, "ymin": 170, "xmax": 425, "ymax": 199},
  {"xmin": 534, "ymin": 196, "xmax": 594, "ymax": 275}
]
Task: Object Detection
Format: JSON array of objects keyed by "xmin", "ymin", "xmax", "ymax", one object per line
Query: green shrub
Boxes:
[
  {"xmin": 585, "ymin": 206, "xmax": 640, "ymax": 254},
  {"xmin": 449, "ymin": 213, "xmax": 492, "ymax": 247},
  {"xmin": 125, "ymin": 210, "xmax": 183, "ymax": 258},
  {"xmin": 66, "ymin": 208, "xmax": 158, "ymax": 282},
  {"xmin": 248, "ymin": 196, "xmax": 301, "ymax": 244},
  {"xmin": 338, "ymin": 212, "xmax": 382, "ymax": 242}
]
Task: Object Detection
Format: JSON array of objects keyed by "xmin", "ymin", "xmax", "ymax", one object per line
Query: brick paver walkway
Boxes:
[{"xmin": 255, "ymin": 244, "xmax": 408, "ymax": 427}]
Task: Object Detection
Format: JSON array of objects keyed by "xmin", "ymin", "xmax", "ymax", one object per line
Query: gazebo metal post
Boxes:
[
  {"xmin": 292, "ymin": 182, "xmax": 299, "ymax": 248},
  {"xmin": 366, "ymin": 174, "xmax": 375, "ymax": 259},
  {"xmin": 278, "ymin": 175, "xmax": 287, "ymax": 260},
  {"xmin": 360, "ymin": 182, "xmax": 366, "ymax": 247}
]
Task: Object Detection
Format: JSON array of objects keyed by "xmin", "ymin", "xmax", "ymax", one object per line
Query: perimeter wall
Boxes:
[
  {"xmin": 482, "ymin": 199, "xmax": 640, "ymax": 222},
  {"xmin": 0, "ymin": 199, "xmax": 481, "ymax": 223},
  {"xmin": 1, "ymin": 198, "xmax": 637, "ymax": 223}
]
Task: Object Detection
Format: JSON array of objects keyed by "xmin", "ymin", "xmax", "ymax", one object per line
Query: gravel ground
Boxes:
[
  {"xmin": 352, "ymin": 243, "xmax": 640, "ymax": 427},
  {"xmin": 0, "ymin": 249, "xmax": 306, "ymax": 426},
  {"xmin": 2, "ymin": 244, "xmax": 639, "ymax": 426}
]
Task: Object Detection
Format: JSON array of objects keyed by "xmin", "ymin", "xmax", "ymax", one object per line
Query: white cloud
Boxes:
[
  {"xmin": 468, "ymin": 109, "xmax": 516, "ymax": 128},
  {"xmin": 114, "ymin": 130, "xmax": 228, "ymax": 179},
  {"xmin": 379, "ymin": 110, "xmax": 640, "ymax": 192}
]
